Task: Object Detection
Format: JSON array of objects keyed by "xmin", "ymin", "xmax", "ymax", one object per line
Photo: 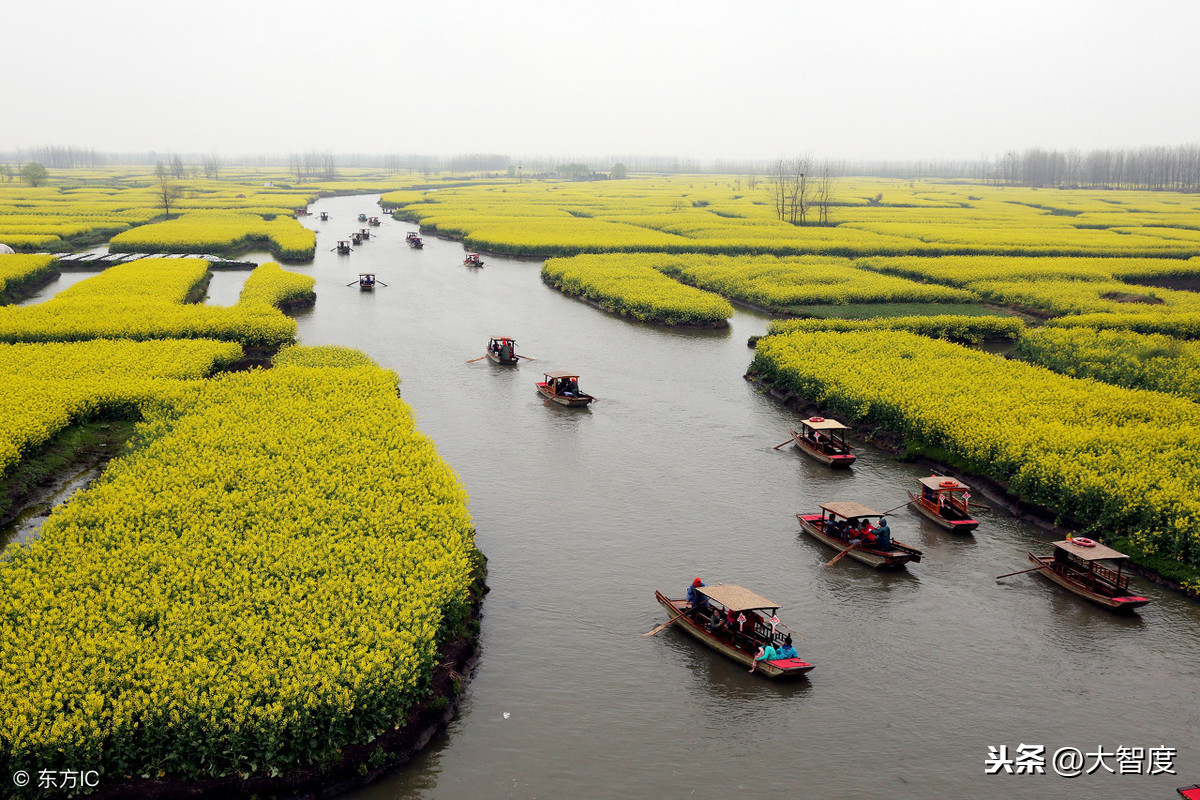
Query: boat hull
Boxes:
[
  {"xmin": 908, "ymin": 491, "xmax": 979, "ymax": 532},
  {"xmin": 537, "ymin": 386, "xmax": 593, "ymax": 406},
  {"xmin": 796, "ymin": 514, "xmax": 922, "ymax": 568},
  {"xmin": 653, "ymin": 593, "xmax": 813, "ymax": 679},
  {"xmin": 790, "ymin": 429, "xmax": 855, "ymax": 467},
  {"xmin": 1027, "ymin": 553, "xmax": 1150, "ymax": 611}
]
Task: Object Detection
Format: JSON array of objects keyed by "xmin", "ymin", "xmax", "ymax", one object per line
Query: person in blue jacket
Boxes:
[
  {"xmin": 776, "ymin": 635, "xmax": 798, "ymax": 660},
  {"xmin": 685, "ymin": 578, "xmax": 709, "ymax": 610}
]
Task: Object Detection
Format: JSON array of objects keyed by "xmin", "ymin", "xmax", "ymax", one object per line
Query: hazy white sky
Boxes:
[{"xmin": 5, "ymin": 0, "xmax": 1197, "ymax": 162}]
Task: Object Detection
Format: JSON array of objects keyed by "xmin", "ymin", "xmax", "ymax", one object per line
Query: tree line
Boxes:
[{"xmin": 988, "ymin": 145, "xmax": 1200, "ymax": 191}]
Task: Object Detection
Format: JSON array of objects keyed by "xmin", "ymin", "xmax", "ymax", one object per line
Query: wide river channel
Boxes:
[{"xmin": 30, "ymin": 193, "xmax": 1199, "ymax": 799}]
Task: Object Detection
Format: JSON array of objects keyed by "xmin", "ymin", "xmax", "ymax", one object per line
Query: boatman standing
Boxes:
[{"xmin": 686, "ymin": 578, "xmax": 709, "ymax": 612}]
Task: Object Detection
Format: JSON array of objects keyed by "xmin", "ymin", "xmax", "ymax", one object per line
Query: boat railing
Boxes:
[{"xmin": 1089, "ymin": 561, "xmax": 1129, "ymax": 591}]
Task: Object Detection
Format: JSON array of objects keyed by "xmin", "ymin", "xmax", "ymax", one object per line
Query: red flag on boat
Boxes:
[
  {"xmin": 769, "ymin": 615, "xmax": 780, "ymax": 631},
  {"xmin": 737, "ymin": 613, "xmax": 746, "ymax": 631}
]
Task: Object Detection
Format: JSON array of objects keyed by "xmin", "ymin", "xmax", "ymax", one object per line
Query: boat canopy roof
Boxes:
[
  {"xmin": 1051, "ymin": 539, "xmax": 1128, "ymax": 561},
  {"xmin": 919, "ymin": 476, "xmax": 969, "ymax": 491},
  {"xmin": 490, "ymin": 336, "xmax": 514, "ymax": 341},
  {"xmin": 799, "ymin": 417, "xmax": 847, "ymax": 431},
  {"xmin": 821, "ymin": 501, "xmax": 881, "ymax": 519},
  {"xmin": 543, "ymin": 371, "xmax": 579, "ymax": 379},
  {"xmin": 696, "ymin": 584, "xmax": 779, "ymax": 611},
  {"xmin": 358, "ymin": 273, "xmax": 375, "ymax": 277}
]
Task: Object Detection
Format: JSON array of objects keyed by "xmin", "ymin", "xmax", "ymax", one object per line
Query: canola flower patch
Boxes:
[
  {"xmin": 542, "ymin": 254, "xmax": 732, "ymax": 324},
  {"xmin": 0, "ymin": 338, "xmax": 242, "ymax": 481},
  {"xmin": 751, "ymin": 329, "xmax": 1200, "ymax": 571},
  {"xmin": 766, "ymin": 315, "xmax": 1024, "ymax": 343},
  {"xmin": 1015, "ymin": 327, "xmax": 1200, "ymax": 402},
  {"xmin": 0, "ymin": 259, "xmax": 307, "ymax": 347},
  {"xmin": 0, "ymin": 254, "xmax": 58, "ymax": 301},
  {"xmin": 109, "ymin": 211, "xmax": 316, "ymax": 262},
  {"xmin": 0, "ymin": 350, "xmax": 476, "ymax": 782},
  {"xmin": 647, "ymin": 254, "xmax": 976, "ymax": 308}
]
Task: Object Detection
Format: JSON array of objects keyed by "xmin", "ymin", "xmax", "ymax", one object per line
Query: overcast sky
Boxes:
[{"xmin": 5, "ymin": 0, "xmax": 1197, "ymax": 162}]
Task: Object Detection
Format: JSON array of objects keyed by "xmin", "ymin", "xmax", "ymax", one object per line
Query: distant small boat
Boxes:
[
  {"xmin": 358, "ymin": 273, "xmax": 376, "ymax": 290},
  {"xmin": 367, "ymin": 216, "xmax": 381, "ymax": 226},
  {"xmin": 464, "ymin": 253, "xmax": 484, "ymax": 267},
  {"xmin": 537, "ymin": 371, "xmax": 594, "ymax": 406},
  {"xmin": 796, "ymin": 502, "xmax": 922, "ymax": 569},
  {"xmin": 357, "ymin": 213, "xmax": 368, "ymax": 222},
  {"xmin": 1025, "ymin": 539, "xmax": 1150, "ymax": 611},
  {"xmin": 487, "ymin": 336, "xmax": 519, "ymax": 365},
  {"xmin": 785, "ymin": 416, "xmax": 855, "ymax": 467},
  {"xmin": 335, "ymin": 240, "xmax": 352, "ymax": 255},
  {"xmin": 318, "ymin": 211, "xmax": 329, "ymax": 221},
  {"xmin": 908, "ymin": 475, "xmax": 979, "ymax": 533},
  {"xmin": 653, "ymin": 585, "xmax": 814, "ymax": 679}
]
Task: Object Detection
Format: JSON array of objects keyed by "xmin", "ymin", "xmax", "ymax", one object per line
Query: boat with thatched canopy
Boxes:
[
  {"xmin": 908, "ymin": 475, "xmax": 979, "ymax": 532},
  {"xmin": 1025, "ymin": 539, "xmax": 1150, "ymax": 611},
  {"xmin": 796, "ymin": 501, "xmax": 923, "ymax": 569},
  {"xmin": 537, "ymin": 371, "xmax": 594, "ymax": 407},
  {"xmin": 653, "ymin": 585, "xmax": 813, "ymax": 679},
  {"xmin": 486, "ymin": 336, "xmax": 520, "ymax": 365},
  {"xmin": 785, "ymin": 416, "xmax": 855, "ymax": 467}
]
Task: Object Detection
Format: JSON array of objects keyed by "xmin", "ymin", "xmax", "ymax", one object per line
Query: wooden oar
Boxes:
[
  {"xmin": 996, "ymin": 563, "xmax": 1049, "ymax": 580},
  {"xmin": 825, "ymin": 542, "xmax": 858, "ymax": 566},
  {"xmin": 517, "ymin": 354, "xmax": 537, "ymax": 361},
  {"xmin": 642, "ymin": 606, "xmax": 688, "ymax": 637},
  {"xmin": 345, "ymin": 280, "xmax": 359, "ymax": 286},
  {"xmin": 772, "ymin": 435, "xmax": 795, "ymax": 450},
  {"xmin": 465, "ymin": 354, "xmax": 488, "ymax": 363},
  {"xmin": 878, "ymin": 500, "xmax": 913, "ymax": 517},
  {"xmin": 375, "ymin": 280, "xmax": 388, "ymax": 287}
]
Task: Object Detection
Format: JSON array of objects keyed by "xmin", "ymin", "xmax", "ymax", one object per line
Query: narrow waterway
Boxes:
[{"xmin": 288, "ymin": 196, "xmax": 1200, "ymax": 800}]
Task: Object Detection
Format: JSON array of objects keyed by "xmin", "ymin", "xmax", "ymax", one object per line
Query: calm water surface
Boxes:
[{"xmin": 289, "ymin": 196, "xmax": 1200, "ymax": 800}]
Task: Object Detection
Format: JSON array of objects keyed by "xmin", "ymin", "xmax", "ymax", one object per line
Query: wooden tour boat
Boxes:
[
  {"xmin": 367, "ymin": 216, "xmax": 381, "ymax": 226},
  {"xmin": 335, "ymin": 240, "xmax": 352, "ymax": 254},
  {"xmin": 357, "ymin": 273, "xmax": 376, "ymax": 290},
  {"xmin": 318, "ymin": 211, "xmax": 329, "ymax": 221},
  {"xmin": 1025, "ymin": 539, "xmax": 1150, "ymax": 611},
  {"xmin": 537, "ymin": 371, "xmax": 594, "ymax": 406},
  {"xmin": 486, "ymin": 336, "xmax": 520, "ymax": 364},
  {"xmin": 908, "ymin": 475, "xmax": 979, "ymax": 533},
  {"xmin": 357, "ymin": 213, "xmax": 368, "ymax": 222},
  {"xmin": 654, "ymin": 585, "xmax": 814, "ymax": 679},
  {"xmin": 359, "ymin": 228, "xmax": 371, "ymax": 240},
  {"xmin": 464, "ymin": 253, "xmax": 484, "ymax": 267},
  {"xmin": 405, "ymin": 231, "xmax": 421, "ymax": 243},
  {"xmin": 351, "ymin": 232, "xmax": 363, "ymax": 245},
  {"xmin": 796, "ymin": 502, "xmax": 923, "ymax": 569},
  {"xmin": 785, "ymin": 416, "xmax": 855, "ymax": 467},
  {"xmin": 407, "ymin": 235, "xmax": 424, "ymax": 249}
]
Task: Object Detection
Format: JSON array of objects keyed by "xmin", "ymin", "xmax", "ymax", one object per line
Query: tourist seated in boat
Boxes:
[
  {"xmin": 749, "ymin": 642, "xmax": 779, "ymax": 673},
  {"xmin": 777, "ymin": 635, "xmax": 798, "ymax": 659},
  {"xmin": 874, "ymin": 518, "xmax": 891, "ymax": 550},
  {"xmin": 686, "ymin": 578, "xmax": 709, "ymax": 610}
]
